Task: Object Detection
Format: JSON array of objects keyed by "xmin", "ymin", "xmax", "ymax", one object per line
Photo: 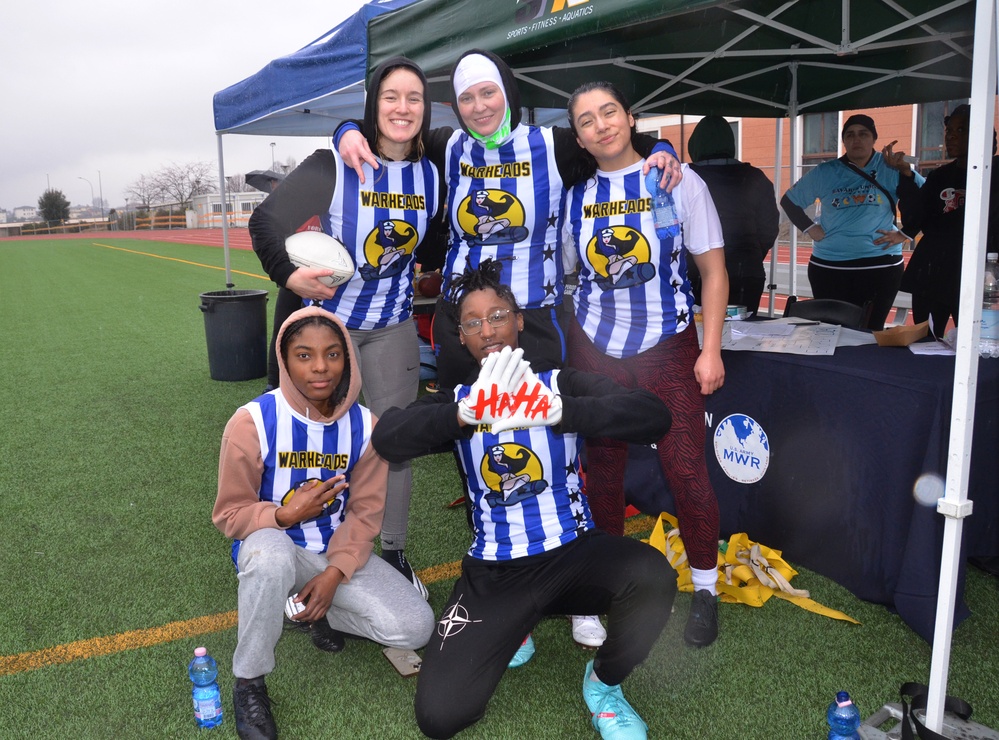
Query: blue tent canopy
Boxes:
[{"xmin": 213, "ymin": 0, "xmax": 448, "ymax": 136}]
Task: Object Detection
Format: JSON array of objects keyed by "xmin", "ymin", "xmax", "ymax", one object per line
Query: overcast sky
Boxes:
[{"xmin": 0, "ymin": 0, "xmax": 372, "ymax": 212}]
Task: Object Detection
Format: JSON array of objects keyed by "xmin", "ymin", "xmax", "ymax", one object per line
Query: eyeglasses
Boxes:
[{"xmin": 459, "ymin": 309, "xmax": 513, "ymax": 335}]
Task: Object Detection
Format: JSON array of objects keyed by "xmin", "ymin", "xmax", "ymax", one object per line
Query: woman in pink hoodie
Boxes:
[{"xmin": 213, "ymin": 306, "xmax": 434, "ymax": 740}]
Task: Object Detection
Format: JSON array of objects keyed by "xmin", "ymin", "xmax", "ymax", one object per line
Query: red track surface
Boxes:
[{"xmin": 5, "ymin": 228, "xmax": 914, "ymax": 322}]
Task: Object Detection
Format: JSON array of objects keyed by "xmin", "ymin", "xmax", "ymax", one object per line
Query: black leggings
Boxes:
[
  {"xmin": 806, "ymin": 259, "xmax": 904, "ymax": 330},
  {"xmin": 911, "ymin": 293, "xmax": 958, "ymax": 338}
]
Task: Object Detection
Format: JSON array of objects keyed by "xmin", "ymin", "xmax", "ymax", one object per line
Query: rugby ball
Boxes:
[
  {"xmin": 416, "ymin": 271, "xmax": 444, "ymax": 298},
  {"xmin": 285, "ymin": 231, "xmax": 355, "ymax": 288}
]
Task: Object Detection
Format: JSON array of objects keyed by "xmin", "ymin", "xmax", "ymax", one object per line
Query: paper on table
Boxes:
[
  {"xmin": 837, "ymin": 327, "xmax": 878, "ymax": 346},
  {"xmin": 730, "ymin": 322, "xmax": 797, "ymax": 338},
  {"xmin": 909, "ymin": 341, "xmax": 956, "ymax": 356}
]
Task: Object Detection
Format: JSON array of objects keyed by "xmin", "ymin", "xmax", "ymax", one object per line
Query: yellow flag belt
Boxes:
[{"xmin": 647, "ymin": 512, "xmax": 859, "ymax": 624}]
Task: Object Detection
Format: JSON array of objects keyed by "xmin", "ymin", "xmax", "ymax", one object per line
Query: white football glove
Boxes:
[
  {"xmin": 490, "ymin": 368, "xmax": 563, "ymax": 434},
  {"xmin": 457, "ymin": 346, "xmax": 527, "ymax": 426}
]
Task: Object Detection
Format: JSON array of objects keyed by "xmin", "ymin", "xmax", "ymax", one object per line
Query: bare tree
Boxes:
[
  {"xmin": 124, "ymin": 175, "xmax": 162, "ymax": 212},
  {"xmin": 226, "ymin": 174, "xmax": 254, "ymax": 193},
  {"xmin": 151, "ymin": 161, "xmax": 217, "ymax": 211}
]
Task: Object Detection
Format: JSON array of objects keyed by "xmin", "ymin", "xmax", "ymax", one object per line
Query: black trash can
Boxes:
[{"xmin": 199, "ymin": 289, "xmax": 269, "ymax": 381}]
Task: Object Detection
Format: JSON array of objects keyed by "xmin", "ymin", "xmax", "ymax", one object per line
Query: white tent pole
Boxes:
[
  {"xmin": 924, "ymin": 0, "xmax": 996, "ymax": 731},
  {"xmin": 788, "ymin": 62, "xmax": 799, "ymax": 298},
  {"xmin": 216, "ymin": 134, "xmax": 233, "ymax": 288},
  {"xmin": 769, "ymin": 115, "xmax": 784, "ymax": 317}
]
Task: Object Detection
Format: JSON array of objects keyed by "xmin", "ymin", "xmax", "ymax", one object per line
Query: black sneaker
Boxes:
[
  {"xmin": 684, "ymin": 589, "xmax": 719, "ymax": 647},
  {"xmin": 283, "ymin": 616, "xmax": 346, "ymax": 653},
  {"xmin": 381, "ymin": 548, "xmax": 429, "ymax": 600},
  {"xmin": 233, "ymin": 677, "xmax": 277, "ymax": 740},
  {"xmin": 308, "ymin": 619, "xmax": 346, "ymax": 653}
]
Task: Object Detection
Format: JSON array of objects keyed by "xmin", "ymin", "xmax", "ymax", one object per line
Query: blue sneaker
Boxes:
[
  {"xmin": 507, "ymin": 634, "xmax": 535, "ymax": 668},
  {"xmin": 582, "ymin": 660, "xmax": 648, "ymax": 739}
]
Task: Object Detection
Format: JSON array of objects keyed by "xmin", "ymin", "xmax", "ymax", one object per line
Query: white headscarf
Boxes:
[{"xmin": 452, "ymin": 54, "xmax": 512, "ymax": 150}]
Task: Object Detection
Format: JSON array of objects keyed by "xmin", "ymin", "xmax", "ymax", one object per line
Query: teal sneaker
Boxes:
[
  {"xmin": 507, "ymin": 634, "xmax": 535, "ymax": 668},
  {"xmin": 582, "ymin": 660, "xmax": 648, "ymax": 739}
]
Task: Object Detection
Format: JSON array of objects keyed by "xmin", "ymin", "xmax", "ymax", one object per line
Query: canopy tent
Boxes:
[
  {"xmin": 211, "ymin": 0, "xmax": 419, "ymax": 284},
  {"xmin": 367, "ymin": 1, "xmax": 994, "ymax": 736},
  {"xmin": 366, "ymin": 0, "xmax": 975, "ymax": 118},
  {"xmin": 214, "ymin": 0, "xmax": 427, "ymax": 136},
  {"xmin": 368, "ymin": 0, "xmax": 977, "ymax": 298}
]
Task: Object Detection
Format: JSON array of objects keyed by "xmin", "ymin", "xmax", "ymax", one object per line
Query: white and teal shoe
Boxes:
[
  {"xmin": 507, "ymin": 633, "xmax": 535, "ymax": 668},
  {"xmin": 582, "ymin": 660, "xmax": 648, "ymax": 740}
]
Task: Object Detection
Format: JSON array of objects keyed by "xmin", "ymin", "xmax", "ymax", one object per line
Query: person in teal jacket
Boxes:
[{"xmin": 781, "ymin": 114, "xmax": 923, "ymax": 329}]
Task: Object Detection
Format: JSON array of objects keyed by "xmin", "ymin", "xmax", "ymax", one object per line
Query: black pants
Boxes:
[
  {"xmin": 431, "ymin": 298, "xmax": 566, "ymax": 389},
  {"xmin": 414, "ymin": 530, "xmax": 675, "ymax": 739},
  {"xmin": 807, "ymin": 258, "xmax": 904, "ymax": 330},
  {"xmin": 266, "ymin": 285, "xmax": 305, "ymax": 387},
  {"xmin": 911, "ymin": 293, "xmax": 958, "ymax": 338}
]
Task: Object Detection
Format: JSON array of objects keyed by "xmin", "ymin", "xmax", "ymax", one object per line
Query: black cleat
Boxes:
[
  {"xmin": 684, "ymin": 589, "xmax": 719, "ymax": 647},
  {"xmin": 233, "ymin": 677, "xmax": 277, "ymax": 740}
]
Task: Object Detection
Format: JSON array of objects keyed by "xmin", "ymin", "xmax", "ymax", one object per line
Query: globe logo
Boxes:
[{"xmin": 713, "ymin": 413, "xmax": 770, "ymax": 484}]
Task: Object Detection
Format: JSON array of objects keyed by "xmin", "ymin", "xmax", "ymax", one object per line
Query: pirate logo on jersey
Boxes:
[
  {"xmin": 281, "ymin": 477, "xmax": 345, "ymax": 520},
  {"xmin": 457, "ymin": 189, "xmax": 529, "ymax": 246},
  {"xmin": 357, "ymin": 219, "xmax": 418, "ymax": 281},
  {"xmin": 588, "ymin": 225, "xmax": 656, "ymax": 290},
  {"xmin": 479, "ymin": 443, "xmax": 549, "ymax": 508}
]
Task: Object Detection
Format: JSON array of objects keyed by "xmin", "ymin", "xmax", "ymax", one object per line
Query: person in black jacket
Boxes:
[
  {"xmin": 371, "ymin": 259, "xmax": 675, "ymax": 740},
  {"xmin": 898, "ymin": 104, "xmax": 999, "ymax": 336},
  {"xmin": 687, "ymin": 115, "xmax": 779, "ymax": 315}
]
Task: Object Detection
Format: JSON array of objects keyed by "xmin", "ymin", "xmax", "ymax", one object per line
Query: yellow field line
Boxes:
[
  {"xmin": 92, "ymin": 242, "xmax": 269, "ymax": 281},
  {"xmin": 0, "ymin": 518, "xmax": 653, "ymax": 675}
]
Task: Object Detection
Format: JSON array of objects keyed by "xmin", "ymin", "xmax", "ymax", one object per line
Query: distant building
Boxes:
[
  {"xmin": 639, "ymin": 101, "xmax": 979, "ymax": 189},
  {"xmin": 0, "ymin": 211, "xmax": 7, "ymax": 224},
  {"xmin": 13, "ymin": 206, "xmax": 37, "ymax": 221},
  {"xmin": 190, "ymin": 191, "xmax": 267, "ymax": 229}
]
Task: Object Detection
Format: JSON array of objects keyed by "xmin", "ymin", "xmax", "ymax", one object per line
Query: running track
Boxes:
[{"xmin": 6, "ymin": 228, "xmax": 914, "ymax": 319}]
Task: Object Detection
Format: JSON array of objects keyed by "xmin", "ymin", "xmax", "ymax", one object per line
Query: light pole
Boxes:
[
  {"xmin": 97, "ymin": 170, "xmax": 105, "ymax": 220},
  {"xmin": 78, "ymin": 176, "xmax": 95, "ymax": 218},
  {"xmin": 270, "ymin": 142, "xmax": 277, "ymax": 169}
]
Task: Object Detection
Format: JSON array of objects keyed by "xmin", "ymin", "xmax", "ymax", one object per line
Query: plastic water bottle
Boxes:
[
  {"xmin": 189, "ymin": 647, "xmax": 223, "ymax": 729},
  {"xmin": 979, "ymin": 252, "xmax": 999, "ymax": 358},
  {"xmin": 826, "ymin": 691, "xmax": 861, "ymax": 739},
  {"xmin": 644, "ymin": 166, "xmax": 681, "ymax": 239}
]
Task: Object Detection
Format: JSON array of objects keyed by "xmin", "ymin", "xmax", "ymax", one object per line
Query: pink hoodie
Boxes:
[{"xmin": 212, "ymin": 306, "xmax": 387, "ymax": 580}]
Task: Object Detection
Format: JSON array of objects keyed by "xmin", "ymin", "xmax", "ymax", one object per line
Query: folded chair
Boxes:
[{"xmin": 783, "ymin": 296, "xmax": 872, "ymax": 329}]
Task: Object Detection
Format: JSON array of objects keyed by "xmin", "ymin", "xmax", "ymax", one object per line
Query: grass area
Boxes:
[{"xmin": 0, "ymin": 236, "xmax": 996, "ymax": 738}]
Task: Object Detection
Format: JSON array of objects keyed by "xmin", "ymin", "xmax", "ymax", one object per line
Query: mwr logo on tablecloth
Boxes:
[{"xmin": 713, "ymin": 414, "xmax": 770, "ymax": 484}]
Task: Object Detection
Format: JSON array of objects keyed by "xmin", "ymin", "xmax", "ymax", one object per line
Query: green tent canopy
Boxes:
[{"xmin": 367, "ymin": 0, "xmax": 975, "ymax": 118}]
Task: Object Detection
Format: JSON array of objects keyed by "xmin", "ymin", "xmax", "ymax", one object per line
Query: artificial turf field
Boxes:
[{"xmin": 0, "ymin": 234, "xmax": 996, "ymax": 738}]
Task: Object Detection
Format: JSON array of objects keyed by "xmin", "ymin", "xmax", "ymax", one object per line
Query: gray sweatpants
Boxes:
[
  {"xmin": 348, "ymin": 320, "xmax": 420, "ymax": 551},
  {"xmin": 232, "ymin": 528, "xmax": 435, "ymax": 679}
]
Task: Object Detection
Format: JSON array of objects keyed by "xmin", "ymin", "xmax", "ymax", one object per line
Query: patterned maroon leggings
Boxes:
[{"xmin": 567, "ymin": 321, "xmax": 721, "ymax": 570}]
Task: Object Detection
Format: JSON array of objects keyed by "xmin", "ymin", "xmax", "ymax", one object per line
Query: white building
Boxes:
[
  {"xmin": 13, "ymin": 206, "xmax": 37, "ymax": 221},
  {"xmin": 190, "ymin": 191, "xmax": 267, "ymax": 229}
]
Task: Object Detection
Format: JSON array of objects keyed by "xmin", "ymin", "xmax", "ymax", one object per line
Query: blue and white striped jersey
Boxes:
[
  {"xmin": 452, "ymin": 369, "xmax": 593, "ymax": 561},
  {"xmin": 319, "ymin": 151, "xmax": 440, "ymax": 330},
  {"xmin": 233, "ymin": 390, "xmax": 373, "ymax": 559},
  {"xmin": 566, "ymin": 162, "xmax": 723, "ymax": 358},
  {"xmin": 442, "ymin": 124, "xmax": 565, "ymax": 309}
]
